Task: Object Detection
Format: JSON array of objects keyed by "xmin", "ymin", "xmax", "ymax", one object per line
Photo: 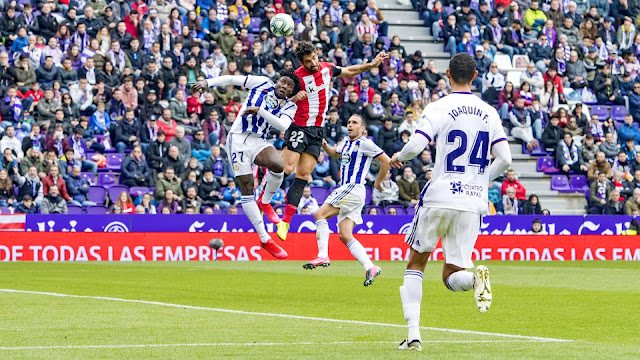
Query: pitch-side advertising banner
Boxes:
[
  {"xmin": 21, "ymin": 215, "xmax": 639, "ymax": 235},
  {"xmin": 0, "ymin": 234, "xmax": 638, "ymax": 262}
]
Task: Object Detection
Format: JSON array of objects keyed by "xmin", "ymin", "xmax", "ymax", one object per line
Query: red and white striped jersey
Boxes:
[{"xmin": 293, "ymin": 62, "xmax": 340, "ymax": 127}]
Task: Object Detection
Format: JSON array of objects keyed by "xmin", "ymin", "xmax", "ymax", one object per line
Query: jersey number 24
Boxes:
[{"xmin": 445, "ymin": 130, "xmax": 490, "ymax": 174}]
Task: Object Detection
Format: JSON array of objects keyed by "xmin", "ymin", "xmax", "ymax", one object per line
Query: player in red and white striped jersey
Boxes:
[{"xmin": 275, "ymin": 41, "xmax": 388, "ymax": 241}]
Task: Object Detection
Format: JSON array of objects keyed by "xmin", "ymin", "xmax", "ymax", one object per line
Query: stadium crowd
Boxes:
[{"xmin": 0, "ymin": 0, "xmax": 639, "ymax": 215}]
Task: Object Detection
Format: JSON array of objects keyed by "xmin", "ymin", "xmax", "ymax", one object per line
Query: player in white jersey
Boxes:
[
  {"xmin": 191, "ymin": 70, "xmax": 306, "ymax": 259},
  {"xmin": 390, "ymin": 54, "xmax": 513, "ymax": 351},
  {"xmin": 304, "ymin": 114, "xmax": 390, "ymax": 286}
]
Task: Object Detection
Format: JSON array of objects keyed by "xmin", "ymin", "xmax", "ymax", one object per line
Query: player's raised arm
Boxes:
[
  {"xmin": 191, "ymin": 75, "xmax": 253, "ymax": 93},
  {"xmin": 322, "ymin": 139, "xmax": 340, "ymax": 159},
  {"xmin": 390, "ymin": 130, "xmax": 431, "ymax": 168},
  {"xmin": 338, "ymin": 51, "xmax": 390, "ymax": 78},
  {"xmin": 488, "ymin": 140, "xmax": 513, "ymax": 180}
]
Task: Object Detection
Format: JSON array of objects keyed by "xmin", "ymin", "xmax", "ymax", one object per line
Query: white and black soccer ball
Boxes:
[
  {"xmin": 209, "ymin": 238, "xmax": 224, "ymax": 250},
  {"xmin": 270, "ymin": 13, "xmax": 294, "ymax": 37}
]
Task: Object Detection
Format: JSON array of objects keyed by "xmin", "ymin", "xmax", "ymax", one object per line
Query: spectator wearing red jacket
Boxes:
[
  {"xmin": 501, "ymin": 169, "xmax": 527, "ymax": 200},
  {"xmin": 355, "ymin": 78, "xmax": 376, "ymax": 105},
  {"xmin": 42, "ymin": 165, "xmax": 72, "ymax": 201},
  {"xmin": 543, "ymin": 65, "xmax": 565, "ymax": 102}
]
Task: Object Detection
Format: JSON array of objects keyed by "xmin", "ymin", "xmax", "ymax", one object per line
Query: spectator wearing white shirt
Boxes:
[
  {"xmin": 297, "ymin": 186, "xmax": 319, "ymax": 214},
  {"xmin": 482, "ymin": 62, "xmax": 505, "ymax": 104},
  {"xmin": 0, "ymin": 126, "xmax": 24, "ymax": 160}
]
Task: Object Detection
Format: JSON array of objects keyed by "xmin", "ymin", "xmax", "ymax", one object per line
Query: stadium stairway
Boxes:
[
  {"xmin": 507, "ymin": 137, "xmax": 586, "ymax": 215},
  {"xmin": 378, "ymin": 0, "xmax": 451, "ymax": 70}
]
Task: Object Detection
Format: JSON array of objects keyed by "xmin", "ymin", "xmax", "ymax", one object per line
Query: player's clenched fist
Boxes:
[
  {"xmin": 191, "ymin": 80, "xmax": 209, "ymax": 94},
  {"xmin": 290, "ymin": 90, "xmax": 308, "ymax": 103}
]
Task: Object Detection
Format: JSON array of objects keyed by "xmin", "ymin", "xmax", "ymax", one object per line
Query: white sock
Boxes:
[
  {"xmin": 400, "ymin": 270, "xmax": 423, "ymax": 342},
  {"xmin": 316, "ymin": 220, "xmax": 329, "ymax": 258},
  {"xmin": 240, "ymin": 196, "xmax": 270, "ymax": 243},
  {"xmin": 446, "ymin": 271, "xmax": 474, "ymax": 291},
  {"xmin": 346, "ymin": 239, "xmax": 374, "ymax": 270},
  {"xmin": 262, "ymin": 170, "xmax": 283, "ymax": 204}
]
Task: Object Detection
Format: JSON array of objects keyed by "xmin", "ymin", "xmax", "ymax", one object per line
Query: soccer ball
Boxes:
[
  {"xmin": 209, "ymin": 238, "xmax": 224, "ymax": 250},
  {"xmin": 270, "ymin": 13, "xmax": 294, "ymax": 37}
]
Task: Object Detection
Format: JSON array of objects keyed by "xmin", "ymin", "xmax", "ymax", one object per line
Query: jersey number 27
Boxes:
[{"xmin": 445, "ymin": 130, "xmax": 490, "ymax": 174}]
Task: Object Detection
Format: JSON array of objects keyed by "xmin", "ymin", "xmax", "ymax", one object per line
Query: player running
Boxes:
[
  {"xmin": 303, "ymin": 114, "xmax": 390, "ymax": 286},
  {"xmin": 191, "ymin": 71, "xmax": 305, "ymax": 259},
  {"xmin": 390, "ymin": 54, "xmax": 512, "ymax": 351},
  {"xmin": 275, "ymin": 41, "xmax": 389, "ymax": 241}
]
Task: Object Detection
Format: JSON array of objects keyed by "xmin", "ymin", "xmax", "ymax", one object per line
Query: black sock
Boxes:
[{"xmin": 286, "ymin": 178, "xmax": 307, "ymax": 207}]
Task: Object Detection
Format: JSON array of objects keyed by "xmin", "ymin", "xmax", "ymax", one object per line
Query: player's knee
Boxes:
[
  {"xmin": 270, "ymin": 159, "xmax": 284, "ymax": 174},
  {"xmin": 338, "ymin": 231, "xmax": 352, "ymax": 243}
]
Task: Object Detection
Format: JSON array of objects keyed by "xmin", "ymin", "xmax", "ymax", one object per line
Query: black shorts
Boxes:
[{"xmin": 284, "ymin": 125, "xmax": 323, "ymax": 159}]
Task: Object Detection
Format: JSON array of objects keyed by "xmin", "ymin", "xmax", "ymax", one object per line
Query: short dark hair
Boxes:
[
  {"xmin": 278, "ymin": 69, "xmax": 301, "ymax": 97},
  {"xmin": 448, "ymin": 53, "xmax": 476, "ymax": 84},
  {"xmin": 294, "ymin": 41, "xmax": 316, "ymax": 63}
]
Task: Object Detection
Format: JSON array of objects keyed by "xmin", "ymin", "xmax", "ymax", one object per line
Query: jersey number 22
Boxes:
[{"xmin": 445, "ymin": 130, "xmax": 490, "ymax": 174}]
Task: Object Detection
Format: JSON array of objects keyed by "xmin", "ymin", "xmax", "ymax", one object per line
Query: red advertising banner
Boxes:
[{"xmin": 0, "ymin": 233, "xmax": 639, "ymax": 262}]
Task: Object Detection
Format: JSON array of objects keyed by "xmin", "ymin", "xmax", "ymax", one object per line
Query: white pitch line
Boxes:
[
  {"xmin": 0, "ymin": 340, "xmax": 551, "ymax": 351},
  {"xmin": 0, "ymin": 289, "xmax": 573, "ymax": 343}
]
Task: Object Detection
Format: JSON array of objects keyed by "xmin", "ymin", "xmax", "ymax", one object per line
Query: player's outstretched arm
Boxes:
[
  {"xmin": 374, "ymin": 153, "xmax": 391, "ymax": 191},
  {"xmin": 242, "ymin": 106, "xmax": 294, "ymax": 132},
  {"xmin": 390, "ymin": 132, "xmax": 430, "ymax": 168},
  {"xmin": 191, "ymin": 75, "xmax": 252, "ymax": 93},
  {"xmin": 322, "ymin": 139, "xmax": 340, "ymax": 159},
  {"xmin": 488, "ymin": 140, "xmax": 513, "ymax": 180},
  {"xmin": 338, "ymin": 51, "xmax": 390, "ymax": 78}
]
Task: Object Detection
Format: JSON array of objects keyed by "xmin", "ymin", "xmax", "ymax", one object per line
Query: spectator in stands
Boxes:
[
  {"xmin": 528, "ymin": 219, "xmax": 547, "ymax": 234},
  {"xmin": 613, "ymin": 151, "xmax": 634, "ymax": 181},
  {"xmin": 501, "ymin": 169, "xmax": 527, "ymax": 200},
  {"xmin": 42, "ymin": 165, "xmax": 73, "ymax": 204},
  {"xmin": 440, "ymin": 14, "xmax": 462, "ymax": 55},
  {"xmin": 155, "ymin": 167, "xmax": 183, "ymax": 202},
  {"xmin": 70, "ymin": 78, "xmax": 95, "ymax": 116},
  {"xmin": 482, "ymin": 62, "xmax": 504, "ymax": 103},
  {"xmin": 594, "ymin": 64, "xmax": 625, "ymax": 105},
  {"xmin": 566, "ymin": 50, "xmax": 588, "ymax": 89},
  {"xmin": 502, "ymin": 186, "xmax": 521, "ymax": 214},
  {"xmin": 498, "ymin": 81, "xmax": 516, "ymax": 120},
  {"xmin": 510, "ymin": 97, "xmax": 538, "ymax": 152},
  {"xmin": 0, "ymin": 168, "xmax": 15, "ymax": 208},
  {"xmin": 398, "ymin": 166, "xmax": 420, "ymax": 207},
  {"xmin": 40, "ymin": 185, "xmax": 68, "ymax": 214},
  {"xmin": 136, "ymin": 193, "xmax": 157, "ymax": 214},
  {"xmin": 411, "ymin": 150, "xmax": 432, "ymax": 179},
  {"xmin": 223, "ymin": 180, "xmax": 241, "ymax": 205},
  {"xmin": 157, "ymin": 188, "xmax": 182, "ymax": 214},
  {"xmin": 398, "ymin": 111, "xmax": 418, "ymax": 134},
  {"xmin": 619, "ymin": 115, "xmax": 640, "ymax": 144},
  {"xmin": 297, "ymin": 186, "xmax": 319, "ymax": 214},
  {"xmin": 113, "ymin": 190, "xmax": 136, "ymax": 214},
  {"xmin": 564, "ymin": 117, "xmax": 584, "ymax": 140},
  {"xmin": 15, "ymin": 166, "xmax": 43, "ymax": 206},
  {"xmin": 0, "ymin": 148, "xmax": 18, "ymax": 178},
  {"xmin": 312, "ymin": 152, "xmax": 335, "ymax": 188},
  {"xmin": 521, "ymin": 63, "xmax": 545, "ymax": 96},
  {"xmin": 201, "ymin": 110, "xmax": 225, "ymax": 146},
  {"xmin": 629, "ymin": 83, "xmax": 640, "ymax": 122},
  {"xmin": 181, "ymin": 186, "xmax": 203, "ymax": 214},
  {"xmin": 557, "ymin": 132, "xmax": 588, "ymax": 174},
  {"xmin": 121, "ymin": 145, "xmax": 150, "ymax": 187},
  {"xmin": 604, "ymin": 189, "xmax": 625, "ymax": 214},
  {"xmin": 114, "ymin": 108, "xmax": 140, "ymax": 154},
  {"xmin": 169, "ymin": 126, "xmax": 192, "ymax": 165},
  {"xmin": 484, "ymin": 15, "xmax": 514, "ymax": 59},
  {"xmin": 590, "ymin": 172, "xmax": 612, "ymax": 213},
  {"xmin": 191, "ymin": 130, "xmax": 211, "ymax": 163},
  {"xmin": 16, "ymin": 195, "xmax": 37, "ymax": 214},
  {"xmin": 199, "ymin": 168, "xmax": 226, "ymax": 209},
  {"xmin": 600, "ymin": 131, "xmax": 620, "ymax": 161},
  {"xmin": 524, "ymin": 0, "xmax": 547, "ymax": 31},
  {"xmin": 0, "ymin": 126, "xmax": 24, "ymax": 160},
  {"xmin": 582, "ymin": 134, "xmax": 599, "ymax": 165},
  {"xmin": 66, "ymin": 165, "xmax": 96, "ymax": 208},
  {"xmin": 540, "ymin": 80, "xmax": 560, "ymax": 114},
  {"xmin": 204, "ymin": 145, "xmax": 229, "ymax": 186},
  {"xmin": 523, "ymin": 194, "xmax": 543, "ymax": 214},
  {"xmin": 631, "ymin": 152, "xmax": 640, "ymax": 173},
  {"xmin": 372, "ymin": 171, "xmax": 400, "ymax": 207},
  {"xmin": 505, "ymin": 20, "xmax": 527, "ymax": 55},
  {"xmin": 625, "ymin": 188, "xmax": 640, "ymax": 214}
]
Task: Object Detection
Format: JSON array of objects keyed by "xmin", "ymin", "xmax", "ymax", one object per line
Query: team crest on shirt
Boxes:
[
  {"xmin": 233, "ymin": 163, "xmax": 240, "ymax": 171},
  {"xmin": 450, "ymin": 181, "xmax": 463, "ymax": 194},
  {"xmin": 341, "ymin": 152, "xmax": 351, "ymax": 165},
  {"xmin": 264, "ymin": 94, "xmax": 283, "ymax": 110}
]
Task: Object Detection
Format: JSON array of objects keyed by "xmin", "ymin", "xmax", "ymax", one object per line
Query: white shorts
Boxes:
[
  {"xmin": 325, "ymin": 183, "xmax": 366, "ymax": 225},
  {"xmin": 404, "ymin": 206, "xmax": 480, "ymax": 269},
  {"xmin": 226, "ymin": 132, "xmax": 273, "ymax": 176}
]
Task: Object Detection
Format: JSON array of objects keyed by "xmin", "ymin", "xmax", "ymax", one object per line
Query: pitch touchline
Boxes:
[
  {"xmin": 0, "ymin": 340, "xmax": 555, "ymax": 351},
  {"xmin": 0, "ymin": 289, "xmax": 573, "ymax": 343}
]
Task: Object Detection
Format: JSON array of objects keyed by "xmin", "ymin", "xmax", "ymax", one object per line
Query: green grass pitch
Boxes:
[{"xmin": 1, "ymin": 261, "xmax": 639, "ymax": 359}]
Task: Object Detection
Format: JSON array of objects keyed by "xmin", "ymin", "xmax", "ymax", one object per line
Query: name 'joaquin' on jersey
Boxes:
[{"xmin": 416, "ymin": 92, "xmax": 507, "ymax": 215}]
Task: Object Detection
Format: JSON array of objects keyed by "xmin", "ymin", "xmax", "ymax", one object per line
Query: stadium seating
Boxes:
[
  {"xmin": 384, "ymin": 205, "xmax": 406, "ymax": 215},
  {"xmin": 611, "ymin": 106, "xmax": 627, "ymax": 122},
  {"xmin": 87, "ymin": 186, "xmax": 107, "ymax": 206},
  {"xmin": 67, "ymin": 205, "xmax": 84, "ymax": 214},
  {"xmin": 550, "ymin": 175, "xmax": 571, "ymax": 193},
  {"xmin": 86, "ymin": 205, "xmax": 108, "ymax": 215},
  {"xmin": 107, "ymin": 185, "xmax": 130, "ymax": 204},
  {"xmin": 97, "ymin": 173, "xmax": 117, "ymax": 187},
  {"xmin": 310, "ymin": 187, "xmax": 329, "ymax": 204},
  {"xmin": 570, "ymin": 175, "xmax": 589, "ymax": 193}
]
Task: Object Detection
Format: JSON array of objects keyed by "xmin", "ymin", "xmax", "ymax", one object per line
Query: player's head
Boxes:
[
  {"xmin": 275, "ymin": 69, "xmax": 301, "ymax": 99},
  {"xmin": 446, "ymin": 53, "xmax": 478, "ymax": 87},
  {"xmin": 295, "ymin": 41, "xmax": 320, "ymax": 73},
  {"xmin": 346, "ymin": 114, "xmax": 366, "ymax": 139}
]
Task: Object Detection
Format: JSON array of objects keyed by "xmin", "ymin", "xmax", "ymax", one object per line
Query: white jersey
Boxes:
[
  {"xmin": 416, "ymin": 92, "xmax": 507, "ymax": 214},
  {"xmin": 337, "ymin": 136, "xmax": 384, "ymax": 186},
  {"xmin": 227, "ymin": 76, "xmax": 298, "ymax": 139}
]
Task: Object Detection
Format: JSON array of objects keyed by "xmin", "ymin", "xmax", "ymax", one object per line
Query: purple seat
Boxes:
[
  {"xmin": 310, "ymin": 186, "xmax": 329, "ymax": 204},
  {"xmin": 250, "ymin": 17, "xmax": 261, "ymax": 33},
  {"xmin": 536, "ymin": 157, "xmax": 559, "ymax": 174},
  {"xmin": 106, "ymin": 153, "xmax": 124, "ymax": 171},
  {"xmin": 86, "ymin": 205, "xmax": 108, "ymax": 214},
  {"xmin": 521, "ymin": 141, "xmax": 547, "ymax": 156},
  {"xmin": 380, "ymin": 36, "xmax": 390, "ymax": 50},
  {"xmin": 108, "ymin": 185, "xmax": 129, "ymax": 204},
  {"xmin": 590, "ymin": 105, "xmax": 609, "ymax": 120},
  {"xmin": 365, "ymin": 205, "xmax": 384, "ymax": 215},
  {"xmin": 611, "ymin": 105, "xmax": 627, "ymax": 122},
  {"xmin": 98, "ymin": 172, "xmax": 117, "ymax": 187},
  {"xmin": 384, "ymin": 205, "xmax": 406, "ymax": 215},
  {"xmin": 183, "ymin": 135, "xmax": 193, "ymax": 142},
  {"xmin": 1, "ymin": 207, "xmax": 10, "ymax": 214},
  {"xmin": 80, "ymin": 172, "xmax": 96, "ymax": 185},
  {"xmin": 67, "ymin": 205, "xmax": 84, "ymax": 214},
  {"xmin": 365, "ymin": 187, "xmax": 372, "ymax": 205},
  {"xmin": 87, "ymin": 186, "xmax": 107, "ymax": 205},
  {"xmin": 406, "ymin": 206, "xmax": 416, "ymax": 216},
  {"xmin": 129, "ymin": 186, "xmax": 149, "ymax": 198},
  {"xmin": 550, "ymin": 175, "xmax": 571, "ymax": 192},
  {"xmin": 570, "ymin": 175, "xmax": 589, "ymax": 192}
]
